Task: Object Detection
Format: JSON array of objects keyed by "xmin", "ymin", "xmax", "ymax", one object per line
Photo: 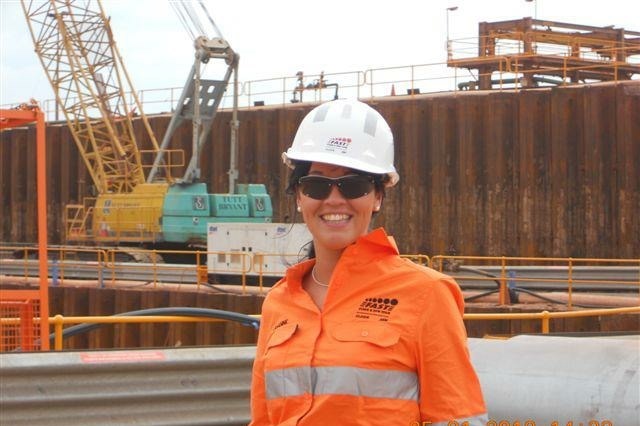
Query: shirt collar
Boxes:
[
  {"xmin": 283, "ymin": 227, "xmax": 398, "ymax": 291},
  {"xmin": 355, "ymin": 227, "xmax": 399, "ymax": 255}
]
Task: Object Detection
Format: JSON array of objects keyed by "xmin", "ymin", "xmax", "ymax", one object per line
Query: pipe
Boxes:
[{"xmin": 470, "ymin": 335, "xmax": 639, "ymax": 424}]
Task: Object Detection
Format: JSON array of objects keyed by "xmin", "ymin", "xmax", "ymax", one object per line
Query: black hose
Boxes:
[
  {"xmin": 48, "ymin": 307, "xmax": 261, "ymax": 344},
  {"xmin": 513, "ymin": 287, "xmax": 616, "ymax": 309},
  {"xmin": 464, "ymin": 289, "xmax": 499, "ymax": 302},
  {"xmin": 463, "ymin": 287, "xmax": 615, "ymax": 309}
]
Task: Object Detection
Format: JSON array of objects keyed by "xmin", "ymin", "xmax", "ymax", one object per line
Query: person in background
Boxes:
[{"xmin": 250, "ymin": 99, "xmax": 487, "ymax": 425}]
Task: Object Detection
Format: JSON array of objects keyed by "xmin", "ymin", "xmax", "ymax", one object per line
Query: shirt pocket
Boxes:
[
  {"xmin": 331, "ymin": 321, "xmax": 401, "ymax": 348},
  {"xmin": 263, "ymin": 322, "xmax": 298, "ymax": 364}
]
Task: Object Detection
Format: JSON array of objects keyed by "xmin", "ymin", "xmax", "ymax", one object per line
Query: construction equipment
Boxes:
[
  {"xmin": 448, "ymin": 17, "xmax": 640, "ymax": 90},
  {"xmin": 20, "ymin": 0, "xmax": 272, "ymax": 251}
]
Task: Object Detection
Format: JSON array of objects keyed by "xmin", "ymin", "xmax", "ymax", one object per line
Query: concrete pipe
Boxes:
[{"xmin": 469, "ymin": 335, "xmax": 639, "ymax": 425}]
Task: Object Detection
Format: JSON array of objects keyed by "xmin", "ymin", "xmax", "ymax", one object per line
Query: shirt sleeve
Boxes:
[
  {"xmin": 249, "ymin": 301, "xmax": 272, "ymax": 425},
  {"xmin": 415, "ymin": 276, "xmax": 488, "ymax": 423}
]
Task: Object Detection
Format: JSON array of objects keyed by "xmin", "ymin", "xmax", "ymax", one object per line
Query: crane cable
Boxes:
[
  {"xmin": 183, "ymin": 2, "xmax": 206, "ymax": 37},
  {"xmin": 169, "ymin": 0, "xmax": 222, "ymax": 41},
  {"xmin": 197, "ymin": 0, "xmax": 223, "ymax": 39},
  {"xmin": 170, "ymin": 1, "xmax": 197, "ymax": 40}
]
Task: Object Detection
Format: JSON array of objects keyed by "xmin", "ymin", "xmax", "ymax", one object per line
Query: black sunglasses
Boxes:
[{"xmin": 298, "ymin": 174, "xmax": 376, "ymax": 200}]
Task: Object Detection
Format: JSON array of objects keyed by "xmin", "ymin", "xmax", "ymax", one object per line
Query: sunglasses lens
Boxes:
[
  {"xmin": 298, "ymin": 175, "xmax": 374, "ymax": 200},
  {"xmin": 337, "ymin": 175, "xmax": 374, "ymax": 199},
  {"xmin": 299, "ymin": 177, "xmax": 332, "ymax": 200}
]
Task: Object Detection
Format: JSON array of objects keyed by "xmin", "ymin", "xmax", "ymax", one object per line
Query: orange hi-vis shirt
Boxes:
[{"xmin": 250, "ymin": 228, "xmax": 487, "ymax": 426}]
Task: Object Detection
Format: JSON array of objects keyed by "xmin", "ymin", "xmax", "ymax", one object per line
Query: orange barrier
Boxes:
[
  {"xmin": 2, "ymin": 307, "xmax": 636, "ymax": 351},
  {"xmin": 0, "ymin": 106, "xmax": 49, "ymax": 351},
  {"xmin": 431, "ymin": 255, "xmax": 640, "ymax": 307}
]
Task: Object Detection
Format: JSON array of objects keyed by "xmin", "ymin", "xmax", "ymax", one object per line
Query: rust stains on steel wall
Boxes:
[{"xmin": 1, "ymin": 82, "xmax": 638, "ymax": 258}]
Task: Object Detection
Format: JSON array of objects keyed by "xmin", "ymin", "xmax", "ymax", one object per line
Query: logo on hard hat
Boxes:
[{"xmin": 325, "ymin": 137, "xmax": 352, "ymax": 154}]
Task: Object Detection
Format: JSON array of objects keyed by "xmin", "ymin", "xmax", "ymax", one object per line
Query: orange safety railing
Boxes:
[
  {"xmin": 448, "ymin": 31, "xmax": 639, "ymax": 91},
  {"xmin": 1, "ymin": 306, "xmax": 636, "ymax": 351},
  {"xmin": 431, "ymin": 255, "xmax": 640, "ymax": 307},
  {"xmin": 449, "ymin": 31, "xmax": 640, "ymax": 61},
  {"xmin": 1, "ymin": 106, "xmax": 49, "ymax": 351},
  {"xmin": 0, "ymin": 298, "xmax": 40, "ymax": 351},
  {"xmin": 251, "ymin": 252, "xmax": 311, "ymax": 291},
  {"xmin": 3, "ymin": 244, "xmax": 638, "ymax": 303},
  {"xmin": 138, "ymin": 148, "xmax": 186, "ymax": 178},
  {"xmin": 400, "ymin": 254, "xmax": 431, "ymax": 266},
  {"xmin": 64, "ymin": 197, "xmax": 97, "ymax": 241},
  {"xmin": 103, "ymin": 247, "xmax": 253, "ymax": 290}
]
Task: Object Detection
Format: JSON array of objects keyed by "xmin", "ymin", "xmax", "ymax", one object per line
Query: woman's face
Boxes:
[{"xmin": 296, "ymin": 162, "xmax": 382, "ymax": 255}]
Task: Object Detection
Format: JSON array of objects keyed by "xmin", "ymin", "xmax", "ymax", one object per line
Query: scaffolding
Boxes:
[{"xmin": 448, "ymin": 17, "xmax": 640, "ymax": 90}]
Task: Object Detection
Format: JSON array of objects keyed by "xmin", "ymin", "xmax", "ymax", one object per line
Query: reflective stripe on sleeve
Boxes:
[
  {"xmin": 431, "ymin": 413, "xmax": 489, "ymax": 426},
  {"xmin": 265, "ymin": 366, "xmax": 419, "ymax": 401}
]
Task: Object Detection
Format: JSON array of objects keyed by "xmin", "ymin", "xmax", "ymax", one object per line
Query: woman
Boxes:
[{"xmin": 250, "ymin": 99, "xmax": 487, "ymax": 425}]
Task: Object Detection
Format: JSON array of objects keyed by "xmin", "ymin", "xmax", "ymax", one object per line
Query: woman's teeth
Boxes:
[{"xmin": 321, "ymin": 214, "xmax": 350, "ymax": 222}]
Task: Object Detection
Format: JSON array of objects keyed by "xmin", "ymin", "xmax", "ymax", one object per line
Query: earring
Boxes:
[{"xmin": 297, "ymin": 205, "xmax": 302, "ymax": 212}]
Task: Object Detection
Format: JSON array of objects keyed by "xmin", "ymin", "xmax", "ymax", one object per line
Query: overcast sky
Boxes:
[{"xmin": 1, "ymin": 0, "xmax": 639, "ymax": 109}]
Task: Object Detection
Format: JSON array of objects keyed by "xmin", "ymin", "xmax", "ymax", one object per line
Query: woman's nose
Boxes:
[{"xmin": 324, "ymin": 184, "xmax": 346, "ymax": 203}]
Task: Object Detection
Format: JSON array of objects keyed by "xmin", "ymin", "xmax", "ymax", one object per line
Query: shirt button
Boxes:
[{"xmin": 361, "ymin": 330, "xmax": 369, "ymax": 337}]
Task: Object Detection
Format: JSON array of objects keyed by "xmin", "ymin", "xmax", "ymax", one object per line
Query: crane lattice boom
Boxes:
[{"xmin": 21, "ymin": 0, "xmax": 162, "ymax": 194}]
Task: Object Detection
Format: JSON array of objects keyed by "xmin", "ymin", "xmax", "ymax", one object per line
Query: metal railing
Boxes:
[
  {"xmin": 2, "ymin": 245, "xmax": 638, "ymax": 304},
  {"xmin": 431, "ymin": 255, "xmax": 640, "ymax": 307},
  {"xmin": 4, "ymin": 38, "xmax": 637, "ymax": 122},
  {"xmin": 1, "ymin": 306, "xmax": 636, "ymax": 351}
]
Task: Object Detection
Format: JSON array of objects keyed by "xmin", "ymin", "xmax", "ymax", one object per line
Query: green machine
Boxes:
[
  {"xmin": 162, "ymin": 183, "xmax": 272, "ymax": 243},
  {"xmin": 147, "ymin": 16, "xmax": 275, "ymax": 246}
]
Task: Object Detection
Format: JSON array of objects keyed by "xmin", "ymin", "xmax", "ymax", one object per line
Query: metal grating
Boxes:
[{"xmin": 0, "ymin": 299, "xmax": 41, "ymax": 352}]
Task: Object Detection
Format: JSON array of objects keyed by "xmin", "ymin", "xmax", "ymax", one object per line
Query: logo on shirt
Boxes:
[
  {"xmin": 324, "ymin": 137, "xmax": 352, "ymax": 154},
  {"xmin": 355, "ymin": 297, "xmax": 399, "ymax": 321},
  {"xmin": 274, "ymin": 319, "xmax": 289, "ymax": 330}
]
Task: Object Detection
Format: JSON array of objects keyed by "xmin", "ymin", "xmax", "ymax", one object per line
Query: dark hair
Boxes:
[{"xmin": 286, "ymin": 160, "xmax": 387, "ymax": 259}]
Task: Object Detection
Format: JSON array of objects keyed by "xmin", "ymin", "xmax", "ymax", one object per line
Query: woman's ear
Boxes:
[{"xmin": 373, "ymin": 193, "xmax": 383, "ymax": 212}]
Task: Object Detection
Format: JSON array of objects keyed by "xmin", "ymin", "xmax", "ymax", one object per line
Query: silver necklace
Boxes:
[{"xmin": 311, "ymin": 266, "xmax": 329, "ymax": 287}]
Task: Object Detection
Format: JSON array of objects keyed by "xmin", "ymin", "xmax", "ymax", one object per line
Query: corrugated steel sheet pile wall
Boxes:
[{"xmin": 1, "ymin": 82, "xmax": 638, "ymax": 258}]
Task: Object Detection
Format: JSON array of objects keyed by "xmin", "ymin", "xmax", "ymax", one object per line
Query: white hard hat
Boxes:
[{"xmin": 282, "ymin": 99, "xmax": 399, "ymax": 187}]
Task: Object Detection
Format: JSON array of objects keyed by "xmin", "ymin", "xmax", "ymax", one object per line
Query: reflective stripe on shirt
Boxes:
[
  {"xmin": 265, "ymin": 366, "xmax": 419, "ymax": 401},
  {"xmin": 430, "ymin": 413, "xmax": 489, "ymax": 426}
]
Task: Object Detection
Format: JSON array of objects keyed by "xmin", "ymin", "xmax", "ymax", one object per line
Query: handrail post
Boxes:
[
  {"xmin": 153, "ymin": 249, "xmax": 158, "ymax": 289},
  {"xmin": 196, "ymin": 251, "xmax": 201, "ymax": 290},
  {"xmin": 110, "ymin": 250, "xmax": 116, "ymax": 286},
  {"xmin": 541, "ymin": 310, "xmax": 550, "ymax": 334},
  {"xmin": 98, "ymin": 249, "xmax": 104, "ymax": 289},
  {"xmin": 59, "ymin": 248, "xmax": 65, "ymax": 284},
  {"xmin": 498, "ymin": 256, "xmax": 509, "ymax": 305},
  {"xmin": 369, "ymin": 70, "xmax": 374, "ymax": 99},
  {"xmin": 567, "ymin": 257, "xmax": 573, "ymax": 309},
  {"xmin": 515, "ymin": 56, "xmax": 520, "ymax": 92},
  {"xmin": 241, "ymin": 254, "xmax": 247, "ymax": 293},
  {"xmin": 53, "ymin": 314, "xmax": 64, "ymax": 351},
  {"xmin": 411, "ymin": 65, "xmax": 415, "ymax": 96},
  {"xmin": 258, "ymin": 254, "xmax": 264, "ymax": 292}
]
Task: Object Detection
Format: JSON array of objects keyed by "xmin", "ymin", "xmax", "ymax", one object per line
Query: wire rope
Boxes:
[{"xmin": 170, "ymin": 1, "xmax": 196, "ymax": 40}]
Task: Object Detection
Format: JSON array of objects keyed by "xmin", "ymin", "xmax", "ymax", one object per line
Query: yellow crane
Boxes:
[{"xmin": 20, "ymin": 0, "xmax": 272, "ymax": 247}]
